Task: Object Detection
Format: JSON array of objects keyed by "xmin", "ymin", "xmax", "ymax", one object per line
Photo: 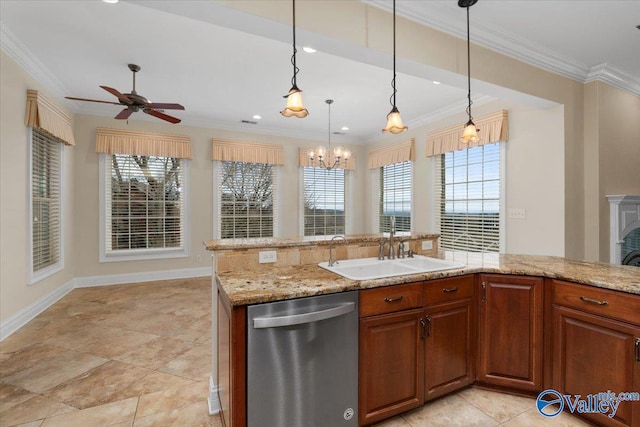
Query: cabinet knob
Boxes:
[{"xmin": 635, "ymin": 338, "xmax": 640, "ymax": 363}]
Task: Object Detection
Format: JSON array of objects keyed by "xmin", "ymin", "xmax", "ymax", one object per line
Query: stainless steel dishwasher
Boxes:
[{"xmin": 247, "ymin": 291, "xmax": 358, "ymax": 427}]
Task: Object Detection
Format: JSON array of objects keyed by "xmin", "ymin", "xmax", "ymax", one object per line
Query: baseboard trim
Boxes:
[
  {"xmin": 0, "ymin": 278, "xmax": 76, "ymax": 341},
  {"xmin": 208, "ymin": 376, "xmax": 221, "ymax": 415},
  {"xmin": 74, "ymin": 267, "xmax": 212, "ymax": 288}
]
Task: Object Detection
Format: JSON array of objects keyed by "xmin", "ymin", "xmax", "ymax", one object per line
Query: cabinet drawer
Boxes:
[
  {"xmin": 360, "ymin": 283, "xmax": 423, "ymax": 317},
  {"xmin": 552, "ymin": 279, "xmax": 640, "ymax": 325},
  {"xmin": 423, "ymin": 275, "xmax": 474, "ymax": 306}
]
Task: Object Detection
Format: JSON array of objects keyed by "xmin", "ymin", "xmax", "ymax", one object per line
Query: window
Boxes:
[
  {"xmin": 30, "ymin": 128, "xmax": 62, "ymax": 281},
  {"xmin": 303, "ymin": 167, "xmax": 346, "ymax": 236},
  {"xmin": 217, "ymin": 161, "xmax": 277, "ymax": 239},
  {"xmin": 102, "ymin": 154, "xmax": 187, "ymax": 260},
  {"xmin": 435, "ymin": 142, "xmax": 501, "ymax": 252},
  {"xmin": 379, "ymin": 161, "xmax": 412, "ymax": 232}
]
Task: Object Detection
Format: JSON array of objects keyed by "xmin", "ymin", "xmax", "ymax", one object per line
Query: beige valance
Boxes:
[
  {"xmin": 25, "ymin": 89, "xmax": 75, "ymax": 146},
  {"xmin": 96, "ymin": 127, "xmax": 192, "ymax": 159},
  {"xmin": 426, "ymin": 110, "xmax": 508, "ymax": 157},
  {"xmin": 298, "ymin": 148, "xmax": 356, "ymax": 170},
  {"xmin": 211, "ymin": 139, "xmax": 284, "ymax": 165},
  {"xmin": 368, "ymin": 139, "xmax": 415, "ymax": 169}
]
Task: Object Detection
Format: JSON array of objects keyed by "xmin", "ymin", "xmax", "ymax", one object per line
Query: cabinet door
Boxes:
[
  {"xmin": 424, "ymin": 298, "xmax": 474, "ymax": 401},
  {"xmin": 477, "ymin": 274, "xmax": 544, "ymax": 391},
  {"xmin": 359, "ymin": 308, "xmax": 425, "ymax": 426},
  {"xmin": 553, "ymin": 305, "xmax": 640, "ymax": 427}
]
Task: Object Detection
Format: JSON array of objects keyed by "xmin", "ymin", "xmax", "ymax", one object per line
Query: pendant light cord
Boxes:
[
  {"xmin": 327, "ymin": 101, "xmax": 331, "ymax": 150},
  {"xmin": 465, "ymin": 5, "xmax": 474, "ymax": 122},
  {"xmin": 290, "ymin": 0, "xmax": 299, "ymax": 88},
  {"xmin": 390, "ymin": 0, "xmax": 397, "ymax": 109}
]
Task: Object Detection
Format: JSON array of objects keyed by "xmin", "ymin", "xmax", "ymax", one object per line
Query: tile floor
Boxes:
[{"xmin": 1, "ymin": 277, "xmax": 591, "ymax": 427}]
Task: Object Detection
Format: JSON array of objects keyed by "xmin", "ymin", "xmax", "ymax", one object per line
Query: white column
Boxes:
[{"xmin": 208, "ymin": 252, "xmax": 220, "ymax": 414}]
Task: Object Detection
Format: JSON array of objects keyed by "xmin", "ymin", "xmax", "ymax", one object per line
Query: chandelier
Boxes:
[{"xmin": 308, "ymin": 99, "xmax": 351, "ymax": 170}]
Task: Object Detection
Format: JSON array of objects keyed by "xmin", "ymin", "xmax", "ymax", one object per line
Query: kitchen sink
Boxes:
[{"xmin": 318, "ymin": 255, "xmax": 465, "ymax": 280}]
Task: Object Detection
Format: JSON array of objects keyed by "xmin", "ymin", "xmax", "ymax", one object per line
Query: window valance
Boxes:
[
  {"xmin": 426, "ymin": 110, "xmax": 508, "ymax": 157},
  {"xmin": 211, "ymin": 139, "xmax": 284, "ymax": 165},
  {"xmin": 298, "ymin": 148, "xmax": 356, "ymax": 170},
  {"xmin": 368, "ymin": 139, "xmax": 414, "ymax": 169},
  {"xmin": 96, "ymin": 127, "xmax": 192, "ymax": 159},
  {"xmin": 25, "ymin": 89, "xmax": 75, "ymax": 146}
]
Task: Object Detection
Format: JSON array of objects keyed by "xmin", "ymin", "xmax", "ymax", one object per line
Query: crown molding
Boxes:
[
  {"xmin": 0, "ymin": 22, "xmax": 69, "ymax": 99},
  {"xmin": 363, "ymin": 1, "xmax": 638, "ymax": 97}
]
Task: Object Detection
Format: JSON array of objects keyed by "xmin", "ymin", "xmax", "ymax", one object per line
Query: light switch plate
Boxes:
[
  {"xmin": 509, "ymin": 208, "xmax": 526, "ymax": 219},
  {"xmin": 421, "ymin": 240, "xmax": 433, "ymax": 250},
  {"xmin": 259, "ymin": 250, "xmax": 277, "ymax": 263}
]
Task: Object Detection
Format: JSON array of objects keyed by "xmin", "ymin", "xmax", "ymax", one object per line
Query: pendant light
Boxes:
[
  {"xmin": 280, "ymin": 0, "xmax": 309, "ymax": 118},
  {"xmin": 382, "ymin": 0, "xmax": 408, "ymax": 134},
  {"xmin": 308, "ymin": 100, "xmax": 351, "ymax": 170},
  {"xmin": 459, "ymin": 0, "xmax": 480, "ymax": 144}
]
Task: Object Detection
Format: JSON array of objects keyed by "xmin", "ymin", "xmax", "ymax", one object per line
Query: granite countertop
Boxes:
[{"xmin": 216, "ymin": 252, "xmax": 640, "ymax": 306}]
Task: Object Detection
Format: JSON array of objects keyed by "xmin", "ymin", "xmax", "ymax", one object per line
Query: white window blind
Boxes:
[
  {"xmin": 303, "ymin": 167, "xmax": 346, "ymax": 236},
  {"xmin": 105, "ymin": 155, "xmax": 185, "ymax": 254},
  {"xmin": 218, "ymin": 161, "xmax": 277, "ymax": 239},
  {"xmin": 434, "ymin": 142, "xmax": 501, "ymax": 252},
  {"xmin": 31, "ymin": 128, "xmax": 62, "ymax": 274},
  {"xmin": 379, "ymin": 161, "xmax": 412, "ymax": 232}
]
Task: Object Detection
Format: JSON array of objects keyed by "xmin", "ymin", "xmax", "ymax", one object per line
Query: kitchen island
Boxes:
[{"xmin": 205, "ymin": 234, "xmax": 640, "ymax": 427}]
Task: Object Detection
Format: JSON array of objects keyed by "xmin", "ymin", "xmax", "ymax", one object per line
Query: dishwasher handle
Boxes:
[{"xmin": 253, "ymin": 302, "xmax": 355, "ymax": 329}]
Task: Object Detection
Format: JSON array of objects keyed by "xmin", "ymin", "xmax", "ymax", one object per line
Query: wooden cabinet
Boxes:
[
  {"xmin": 552, "ymin": 280, "xmax": 640, "ymax": 427},
  {"xmin": 423, "ymin": 276, "xmax": 475, "ymax": 401},
  {"xmin": 477, "ymin": 274, "xmax": 544, "ymax": 391},
  {"xmin": 359, "ymin": 284, "xmax": 424, "ymax": 426}
]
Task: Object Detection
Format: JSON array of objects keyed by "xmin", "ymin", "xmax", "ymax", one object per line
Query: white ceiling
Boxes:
[{"xmin": 1, "ymin": 1, "xmax": 638, "ymax": 144}]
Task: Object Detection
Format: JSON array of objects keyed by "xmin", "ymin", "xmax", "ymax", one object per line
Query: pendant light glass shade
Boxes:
[
  {"xmin": 460, "ymin": 120, "xmax": 480, "ymax": 144},
  {"xmin": 281, "ymin": 86, "xmax": 308, "ymax": 118},
  {"xmin": 308, "ymin": 100, "xmax": 350, "ymax": 170},
  {"xmin": 459, "ymin": 0, "xmax": 479, "ymax": 144},
  {"xmin": 382, "ymin": 0, "xmax": 407, "ymax": 134},
  {"xmin": 281, "ymin": 0, "xmax": 308, "ymax": 118}
]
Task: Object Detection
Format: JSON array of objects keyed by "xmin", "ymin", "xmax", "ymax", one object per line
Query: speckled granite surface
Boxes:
[{"xmin": 216, "ymin": 252, "xmax": 640, "ymax": 306}]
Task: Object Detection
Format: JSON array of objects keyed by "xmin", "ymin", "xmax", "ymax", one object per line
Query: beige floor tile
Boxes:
[
  {"xmin": 0, "ymin": 383, "xmax": 33, "ymax": 413},
  {"xmin": 0, "ymin": 392, "xmax": 76, "ymax": 427},
  {"xmin": 110, "ymin": 371, "xmax": 197, "ymax": 402},
  {"xmin": 158, "ymin": 343, "xmax": 211, "ymax": 382},
  {"xmin": 502, "ymin": 407, "xmax": 592, "ymax": 426},
  {"xmin": 74, "ymin": 327, "xmax": 159, "ymax": 359},
  {"xmin": 13, "ymin": 421, "xmax": 44, "ymax": 427},
  {"xmin": 113, "ymin": 336, "xmax": 193, "ymax": 369},
  {"xmin": 458, "ymin": 387, "xmax": 534, "ymax": 423},
  {"xmin": 39, "ymin": 397, "xmax": 137, "ymax": 427},
  {"xmin": 135, "ymin": 380, "xmax": 209, "ymax": 418},
  {"xmin": 132, "ymin": 401, "xmax": 217, "ymax": 427},
  {"xmin": 402, "ymin": 394, "xmax": 499, "ymax": 427},
  {"xmin": 45, "ymin": 360, "xmax": 151, "ymax": 409},
  {"xmin": 372, "ymin": 415, "xmax": 412, "ymax": 426},
  {"xmin": 0, "ymin": 344, "xmax": 68, "ymax": 377}
]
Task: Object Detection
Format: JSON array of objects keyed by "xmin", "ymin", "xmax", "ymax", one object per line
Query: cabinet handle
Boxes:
[
  {"xmin": 384, "ymin": 296, "xmax": 403, "ymax": 303},
  {"xmin": 425, "ymin": 315, "xmax": 432, "ymax": 337},
  {"xmin": 443, "ymin": 287, "xmax": 458, "ymax": 293},
  {"xmin": 420, "ymin": 317, "xmax": 427, "ymax": 340},
  {"xmin": 579, "ymin": 296, "xmax": 608, "ymax": 306},
  {"xmin": 635, "ymin": 338, "xmax": 640, "ymax": 363},
  {"xmin": 482, "ymin": 282, "xmax": 487, "ymax": 301}
]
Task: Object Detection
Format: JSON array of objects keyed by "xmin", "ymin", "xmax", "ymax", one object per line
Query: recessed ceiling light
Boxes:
[
  {"xmin": 433, "ymin": 81, "xmax": 441, "ymax": 85},
  {"xmin": 252, "ymin": 115, "xmax": 262, "ymax": 120},
  {"xmin": 102, "ymin": 0, "xmax": 119, "ymax": 3},
  {"xmin": 302, "ymin": 46, "xmax": 317, "ymax": 53},
  {"xmin": 341, "ymin": 126, "xmax": 349, "ymax": 131}
]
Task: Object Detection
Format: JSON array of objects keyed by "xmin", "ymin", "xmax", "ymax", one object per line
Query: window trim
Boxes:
[
  {"xmin": 213, "ymin": 160, "xmax": 280, "ymax": 239},
  {"xmin": 299, "ymin": 167, "xmax": 352, "ymax": 237},
  {"xmin": 99, "ymin": 154, "xmax": 190, "ymax": 262},
  {"xmin": 28, "ymin": 127, "xmax": 64, "ymax": 284}
]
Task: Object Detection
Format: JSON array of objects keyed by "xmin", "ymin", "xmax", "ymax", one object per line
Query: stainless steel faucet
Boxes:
[
  {"xmin": 328, "ymin": 235, "xmax": 347, "ymax": 267},
  {"xmin": 388, "ymin": 216, "xmax": 396, "ymax": 260},
  {"xmin": 378, "ymin": 240, "xmax": 386, "ymax": 260},
  {"xmin": 398, "ymin": 239, "xmax": 408, "ymax": 259}
]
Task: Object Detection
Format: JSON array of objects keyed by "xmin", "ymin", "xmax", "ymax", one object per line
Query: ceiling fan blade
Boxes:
[
  {"xmin": 100, "ymin": 85, "xmax": 132, "ymax": 104},
  {"xmin": 65, "ymin": 96, "xmax": 122, "ymax": 105},
  {"xmin": 146, "ymin": 102, "xmax": 185, "ymax": 110},
  {"xmin": 144, "ymin": 109, "xmax": 181, "ymax": 124},
  {"xmin": 114, "ymin": 108, "xmax": 134, "ymax": 120}
]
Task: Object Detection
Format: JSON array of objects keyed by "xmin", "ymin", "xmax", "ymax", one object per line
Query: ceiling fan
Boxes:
[{"xmin": 66, "ymin": 64, "xmax": 185, "ymax": 124}]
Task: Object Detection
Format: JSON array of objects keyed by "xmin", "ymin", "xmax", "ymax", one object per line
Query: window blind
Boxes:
[
  {"xmin": 379, "ymin": 161, "xmax": 412, "ymax": 232},
  {"xmin": 303, "ymin": 167, "xmax": 346, "ymax": 236},
  {"xmin": 434, "ymin": 143, "xmax": 501, "ymax": 252},
  {"xmin": 218, "ymin": 161, "xmax": 278, "ymax": 239},
  {"xmin": 105, "ymin": 155, "xmax": 184, "ymax": 253},
  {"xmin": 32, "ymin": 128, "xmax": 62, "ymax": 272}
]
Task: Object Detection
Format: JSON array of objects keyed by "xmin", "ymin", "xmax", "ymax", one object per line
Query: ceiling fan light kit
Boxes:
[
  {"xmin": 280, "ymin": 0, "xmax": 308, "ymax": 118},
  {"xmin": 459, "ymin": 0, "xmax": 480, "ymax": 144},
  {"xmin": 66, "ymin": 63, "xmax": 185, "ymax": 124},
  {"xmin": 382, "ymin": 0, "xmax": 408, "ymax": 134}
]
